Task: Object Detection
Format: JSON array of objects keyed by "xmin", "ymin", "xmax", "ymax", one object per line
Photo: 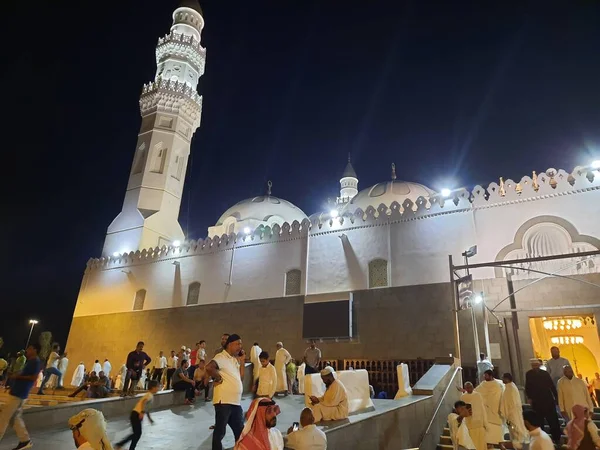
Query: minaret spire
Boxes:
[
  {"xmin": 102, "ymin": 4, "xmax": 206, "ymax": 257},
  {"xmin": 337, "ymin": 154, "xmax": 359, "ymax": 205},
  {"xmin": 391, "ymin": 163, "xmax": 397, "ymax": 180}
]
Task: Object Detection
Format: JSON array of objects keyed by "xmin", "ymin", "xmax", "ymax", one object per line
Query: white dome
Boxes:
[
  {"xmin": 341, "ymin": 180, "xmax": 435, "ymax": 213},
  {"xmin": 209, "ymin": 195, "xmax": 308, "ymax": 237}
]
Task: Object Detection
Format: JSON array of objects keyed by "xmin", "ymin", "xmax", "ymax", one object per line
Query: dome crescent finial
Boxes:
[
  {"xmin": 391, "ymin": 163, "xmax": 397, "ymax": 180},
  {"xmin": 348, "ymin": 152, "xmax": 351, "ymax": 163},
  {"xmin": 267, "ymin": 180, "xmax": 272, "ymax": 196}
]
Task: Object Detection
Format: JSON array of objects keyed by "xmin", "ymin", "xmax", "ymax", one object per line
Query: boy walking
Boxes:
[{"xmin": 115, "ymin": 380, "xmax": 159, "ymax": 449}]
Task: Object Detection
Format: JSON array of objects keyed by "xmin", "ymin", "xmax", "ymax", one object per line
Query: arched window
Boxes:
[
  {"xmin": 187, "ymin": 282, "xmax": 201, "ymax": 306},
  {"xmin": 368, "ymin": 259, "xmax": 388, "ymax": 288},
  {"xmin": 133, "ymin": 289, "xmax": 146, "ymax": 311},
  {"xmin": 133, "ymin": 143, "xmax": 146, "ymax": 174},
  {"xmin": 285, "ymin": 269, "xmax": 302, "ymax": 296},
  {"xmin": 151, "ymin": 143, "xmax": 166, "ymax": 174}
]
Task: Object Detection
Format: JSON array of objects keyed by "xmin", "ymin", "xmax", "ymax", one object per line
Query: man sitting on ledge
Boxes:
[{"xmin": 309, "ymin": 367, "xmax": 348, "ymax": 422}]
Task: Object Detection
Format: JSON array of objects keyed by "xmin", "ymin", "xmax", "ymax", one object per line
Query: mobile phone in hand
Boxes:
[{"xmin": 292, "ymin": 422, "xmax": 299, "ymax": 432}]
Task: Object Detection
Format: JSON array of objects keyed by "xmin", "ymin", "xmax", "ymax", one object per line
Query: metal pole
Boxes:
[
  {"xmin": 465, "ymin": 255, "xmax": 480, "ymax": 363},
  {"xmin": 481, "ymin": 292, "xmax": 491, "ymax": 358},
  {"xmin": 26, "ymin": 322, "xmax": 35, "ymax": 348},
  {"xmin": 449, "ymin": 255, "xmax": 461, "ymax": 362}
]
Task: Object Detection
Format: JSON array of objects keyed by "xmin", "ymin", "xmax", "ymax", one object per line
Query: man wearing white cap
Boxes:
[
  {"xmin": 274, "ymin": 342, "xmax": 291, "ymax": 395},
  {"xmin": 309, "ymin": 367, "xmax": 348, "ymax": 422},
  {"xmin": 68, "ymin": 408, "xmax": 113, "ymax": 449}
]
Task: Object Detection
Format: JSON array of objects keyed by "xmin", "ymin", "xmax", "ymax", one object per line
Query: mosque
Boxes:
[{"xmin": 66, "ymin": 1, "xmax": 600, "ymax": 385}]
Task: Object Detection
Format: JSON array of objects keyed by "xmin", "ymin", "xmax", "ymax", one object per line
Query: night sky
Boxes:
[{"xmin": 2, "ymin": 1, "xmax": 599, "ymax": 354}]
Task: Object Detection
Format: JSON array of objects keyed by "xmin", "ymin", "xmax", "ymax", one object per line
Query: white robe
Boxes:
[
  {"xmin": 102, "ymin": 361, "xmax": 112, "ymax": 378},
  {"xmin": 297, "ymin": 363, "xmax": 306, "ymax": 395},
  {"xmin": 71, "ymin": 364, "xmax": 85, "ymax": 387},
  {"xmin": 500, "ymin": 382, "xmax": 527, "ymax": 449},
  {"xmin": 115, "ymin": 374, "xmax": 123, "ymax": 390},
  {"xmin": 249, "ymin": 345, "xmax": 262, "ymax": 383},
  {"xmin": 461, "ymin": 391, "xmax": 488, "ymax": 450},
  {"xmin": 558, "ymin": 376, "xmax": 594, "ymax": 418},
  {"xmin": 275, "ymin": 348, "xmax": 291, "ymax": 392},
  {"xmin": 257, "ymin": 363, "xmax": 277, "ymax": 398},
  {"xmin": 58, "ymin": 357, "xmax": 69, "ymax": 387},
  {"xmin": 92, "ymin": 362, "xmax": 102, "ymax": 374},
  {"xmin": 475, "ymin": 379, "xmax": 505, "ymax": 444},
  {"xmin": 35, "ymin": 371, "xmax": 43, "ymax": 387},
  {"xmin": 311, "ymin": 379, "xmax": 349, "ymax": 422},
  {"xmin": 448, "ymin": 413, "xmax": 476, "ymax": 450},
  {"xmin": 137, "ymin": 370, "xmax": 147, "ymax": 389}
]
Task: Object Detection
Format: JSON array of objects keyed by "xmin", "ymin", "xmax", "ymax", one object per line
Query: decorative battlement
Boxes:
[
  {"xmin": 140, "ymin": 77, "xmax": 203, "ymax": 129},
  {"xmin": 156, "ymin": 32, "xmax": 206, "ymax": 74},
  {"xmin": 90, "ymin": 165, "xmax": 599, "ymax": 272}
]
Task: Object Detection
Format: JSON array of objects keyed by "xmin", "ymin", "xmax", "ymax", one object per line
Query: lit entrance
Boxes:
[{"xmin": 529, "ymin": 315, "xmax": 600, "ymax": 380}]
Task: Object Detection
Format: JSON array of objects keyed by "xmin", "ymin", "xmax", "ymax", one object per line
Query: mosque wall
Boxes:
[
  {"xmin": 74, "ymin": 237, "xmax": 306, "ymax": 317},
  {"xmin": 66, "ymin": 283, "xmax": 458, "ymax": 374},
  {"xmin": 74, "ymin": 186, "xmax": 600, "ymax": 318}
]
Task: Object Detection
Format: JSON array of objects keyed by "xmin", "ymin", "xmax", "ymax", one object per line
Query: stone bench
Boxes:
[{"xmin": 303, "ymin": 369, "xmax": 374, "ymax": 414}]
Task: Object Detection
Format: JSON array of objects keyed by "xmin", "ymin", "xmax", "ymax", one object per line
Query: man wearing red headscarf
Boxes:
[{"xmin": 235, "ymin": 398, "xmax": 283, "ymax": 450}]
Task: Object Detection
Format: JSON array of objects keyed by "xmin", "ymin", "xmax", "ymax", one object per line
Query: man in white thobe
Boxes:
[
  {"xmin": 102, "ymin": 359, "xmax": 111, "ymax": 379},
  {"xmin": 250, "ymin": 342, "xmax": 262, "ymax": 384},
  {"xmin": 71, "ymin": 362, "xmax": 85, "ymax": 387},
  {"xmin": 558, "ymin": 365, "xmax": 593, "ymax": 419},
  {"xmin": 255, "ymin": 351, "xmax": 277, "ymax": 399},
  {"xmin": 309, "ymin": 367, "xmax": 348, "ymax": 422},
  {"xmin": 57, "ymin": 353, "xmax": 69, "ymax": 388},
  {"xmin": 476, "ymin": 353, "xmax": 493, "ymax": 384},
  {"xmin": 286, "ymin": 408, "xmax": 327, "ymax": 450},
  {"xmin": 500, "ymin": 373, "xmax": 527, "ymax": 450},
  {"xmin": 475, "ymin": 370, "xmax": 505, "ymax": 446},
  {"xmin": 274, "ymin": 342, "xmax": 291, "ymax": 394},
  {"xmin": 461, "ymin": 382, "xmax": 488, "ymax": 450},
  {"xmin": 297, "ymin": 362, "xmax": 306, "ymax": 395},
  {"xmin": 448, "ymin": 401, "xmax": 476, "ymax": 450},
  {"xmin": 92, "ymin": 360, "xmax": 102, "ymax": 374}
]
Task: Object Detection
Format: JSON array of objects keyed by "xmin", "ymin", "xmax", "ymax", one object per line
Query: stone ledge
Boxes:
[{"xmin": 17, "ymin": 390, "xmax": 185, "ymax": 432}]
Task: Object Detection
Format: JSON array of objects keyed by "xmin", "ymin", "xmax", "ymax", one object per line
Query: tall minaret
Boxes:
[
  {"xmin": 337, "ymin": 154, "xmax": 359, "ymax": 204},
  {"xmin": 103, "ymin": 1, "xmax": 205, "ymax": 257}
]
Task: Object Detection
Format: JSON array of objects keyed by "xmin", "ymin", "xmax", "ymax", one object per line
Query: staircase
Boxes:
[
  {"xmin": 437, "ymin": 406, "xmax": 600, "ymax": 449},
  {"xmin": 0, "ymin": 386, "xmax": 143, "ymax": 409}
]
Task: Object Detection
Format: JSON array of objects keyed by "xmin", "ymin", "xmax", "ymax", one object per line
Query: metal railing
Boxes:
[{"xmin": 418, "ymin": 366, "xmax": 463, "ymax": 450}]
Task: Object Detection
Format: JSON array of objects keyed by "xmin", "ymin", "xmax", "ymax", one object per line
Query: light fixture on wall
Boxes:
[
  {"xmin": 543, "ymin": 318, "xmax": 582, "ymax": 331},
  {"xmin": 591, "ymin": 160, "xmax": 600, "ymax": 170},
  {"xmin": 330, "ymin": 209, "xmax": 339, "ymax": 218},
  {"xmin": 551, "ymin": 335, "xmax": 584, "ymax": 345}
]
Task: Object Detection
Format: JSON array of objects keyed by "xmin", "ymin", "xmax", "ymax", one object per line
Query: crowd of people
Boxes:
[
  {"xmin": 0, "ymin": 335, "xmax": 332, "ymax": 450},
  {"xmin": 450, "ymin": 347, "xmax": 600, "ymax": 450}
]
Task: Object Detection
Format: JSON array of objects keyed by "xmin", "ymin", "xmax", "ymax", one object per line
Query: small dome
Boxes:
[
  {"xmin": 179, "ymin": 0, "xmax": 203, "ymax": 15},
  {"xmin": 342, "ymin": 180, "xmax": 435, "ymax": 213},
  {"xmin": 216, "ymin": 196, "xmax": 308, "ymax": 227}
]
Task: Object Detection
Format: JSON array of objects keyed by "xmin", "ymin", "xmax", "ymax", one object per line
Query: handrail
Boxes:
[{"xmin": 420, "ymin": 366, "xmax": 463, "ymax": 443}]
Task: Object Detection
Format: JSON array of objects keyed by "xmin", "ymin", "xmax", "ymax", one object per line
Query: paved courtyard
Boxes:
[{"xmin": 0, "ymin": 394, "xmax": 308, "ymax": 450}]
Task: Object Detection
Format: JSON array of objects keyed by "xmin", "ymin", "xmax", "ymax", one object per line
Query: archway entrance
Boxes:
[{"xmin": 529, "ymin": 315, "xmax": 600, "ymax": 380}]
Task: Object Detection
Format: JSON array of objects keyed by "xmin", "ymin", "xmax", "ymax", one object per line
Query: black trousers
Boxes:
[
  {"xmin": 172, "ymin": 380, "xmax": 194, "ymax": 400},
  {"xmin": 152, "ymin": 368, "xmax": 164, "ymax": 381},
  {"xmin": 117, "ymin": 411, "xmax": 142, "ymax": 450},
  {"xmin": 305, "ymin": 365, "xmax": 318, "ymax": 374},
  {"xmin": 532, "ymin": 401, "xmax": 561, "ymax": 443},
  {"xmin": 166, "ymin": 368, "xmax": 176, "ymax": 389}
]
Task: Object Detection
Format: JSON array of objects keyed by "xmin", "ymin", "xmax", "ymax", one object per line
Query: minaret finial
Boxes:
[
  {"xmin": 267, "ymin": 180, "xmax": 272, "ymax": 196},
  {"xmin": 348, "ymin": 152, "xmax": 351, "ymax": 163},
  {"xmin": 391, "ymin": 163, "xmax": 397, "ymax": 180}
]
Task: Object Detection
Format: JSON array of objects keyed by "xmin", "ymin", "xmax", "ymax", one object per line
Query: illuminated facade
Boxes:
[{"xmin": 65, "ymin": 1, "xmax": 600, "ymax": 380}]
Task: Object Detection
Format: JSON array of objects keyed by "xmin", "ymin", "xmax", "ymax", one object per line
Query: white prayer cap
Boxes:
[
  {"xmin": 320, "ymin": 366, "xmax": 335, "ymax": 376},
  {"xmin": 276, "ymin": 342, "xmax": 283, "ymax": 347},
  {"xmin": 68, "ymin": 408, "xmax": 113, "ymax": 450},
  {"xmin": 181, "ymin": 345, "xmax": 186, "ymax": 350},
  {"xmin": 186, "ymin": 348, "xmax": 191, "ymax": 352}
]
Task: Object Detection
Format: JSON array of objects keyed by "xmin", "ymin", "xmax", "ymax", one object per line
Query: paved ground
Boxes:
[{"xmin": 0, "ymin": 394, "xmax": 309, "ymax": 450}]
